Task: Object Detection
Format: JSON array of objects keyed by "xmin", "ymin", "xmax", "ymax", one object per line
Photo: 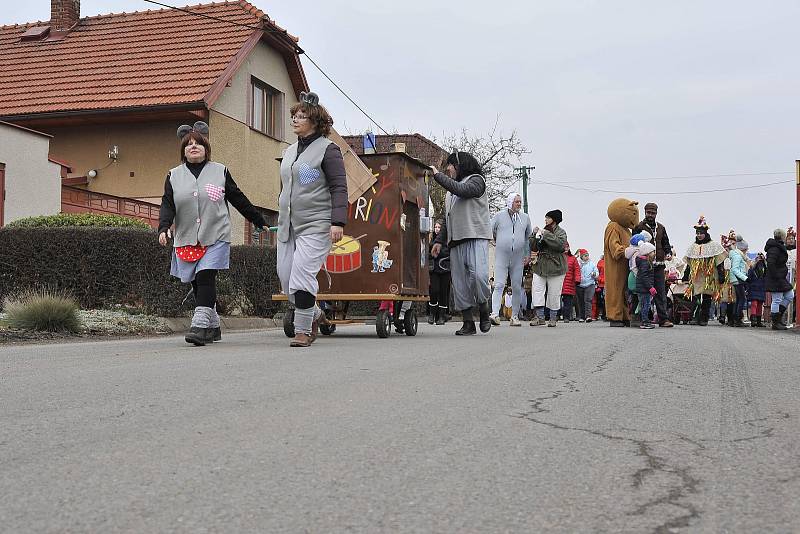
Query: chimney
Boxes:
[{"xmin": 51, "ymin": 0, "xmax": 80, "ymax": 31}]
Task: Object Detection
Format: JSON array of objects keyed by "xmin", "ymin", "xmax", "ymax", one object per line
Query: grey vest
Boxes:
[
  {"xmin": 169, "ymin": 161, "xmax": 231, "ymax": 247},
  {"xmin": 444, "ymin": 174, "xmax": 492, "ymax": 244},
  {"xmin": 278, "ymin": 137, "xmax": 333, "ymax": 242}
]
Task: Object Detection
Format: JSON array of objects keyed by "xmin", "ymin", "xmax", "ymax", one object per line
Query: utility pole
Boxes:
[
  {"xmin": 514, "ymin": 166, "xmax": 535, "ymax": 214},
  {"xmin": 795, "ymin": 160, "xmax": 799, "ymax": 327}
]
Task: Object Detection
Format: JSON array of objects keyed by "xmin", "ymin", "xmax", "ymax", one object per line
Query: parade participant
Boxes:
[
  {"xmin": 747, "ymin": 252, "xmax": 767, "ymax": 328},
  {"xmin": 603, "ymin": 198, "xmax": 639, "ymax": 327},
  {"xmin": 277, "ymin": 92, "xmax": 348, "ymax": 347},
  {"xmin": 594, "ymin": 255, "xmax": 606, "ymax": 320},
  {"xmin": 625, "ymin": 231, "xmax": 652, "ymax": 324},
  {"xmin": 728, "ymin": 234, "xmax": 749, "ymax": 327},
  {"xmin": 635, "ymin": 242, "xmax": 658, "ymax": 329},
  {"xmin": 561, "ymin": 243, "xmax": 581, "ymax": 323},
  {"xmin": 634, "ymin": 203, "xmax": 674, "ymax": 327},
  {"xmin": 576, "ymin": 249, "xmax": 599, "ymax": 323},
  {"xmin": 158, "ymin": 121, "xmax": 267, "ymax": 346},
  {"xmin": 528, "ymin": 210, "xmax": 568, "ymax": 327},
  {"xmin": 489, "ymin": 192, "xmax": 531, "ymax": 327},
  {"xmin": 431, "ymin": 151, "xmax": 493, "ymax": 335},
  {"xmin": 765, "ymin": 228, "xmax": 794, "ymax": 330},
  {"xmin": 682, "ymin": 216, "xmax": 727, "ymax": 326},
  {"xmin": 428, "ymin": 219, "xmax": 451, "ymax": 325},
  {"xmin": 717, "ymin": 230, "xmax": 736, "ymax": 325}
]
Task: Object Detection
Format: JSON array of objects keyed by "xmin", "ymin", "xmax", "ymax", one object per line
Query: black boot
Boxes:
[
  {"xmin": 779, "ymin": 305, "xmax": 788, "ymax": 327},
  {"xmin": 756, "ymin": 315, "xmax": 766, "ymax": 328},
  {"xmin": 427, "ymin": 303, "xmax": 436, "ymax": 325},
  {"xmin": 478, "ymin": 302, "xmax": 492, "ymax": 333},
  {"xmin": 772, "ymin": 313, "xmax": 788, "ymax": 330},
  {"xmin": 455, "ymin": 321, "xmax": 477, "ymax": 335},
  {"xmin": 185, "ymin": 326, "xmax": 209, "ymax": 346},
  {"xmin": 727, "ymin": 306, "xmax": 736, "ymax": 327},
  {"xmin": 435, "ymin": 307, "xmax": 446, "ymax": 325},
  {"xmin": 456, "ymin": 309, "xmax": 476, "ymax": 335},
  {"xmin": 751, "ymin": 316, "xmax": 758, "ymax": 327},
  {"xmin": 208, "ymin": 327, "xmax": 222, "ymax": 341}
]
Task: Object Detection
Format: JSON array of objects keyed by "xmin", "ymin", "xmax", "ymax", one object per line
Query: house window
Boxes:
[
  {"xmin": 246, "ymin": 208, "xmax": 278, "ymax": 247},
  {"xmin": 250, "ymin": 77, "xmax": 283, "ymax": 139}
]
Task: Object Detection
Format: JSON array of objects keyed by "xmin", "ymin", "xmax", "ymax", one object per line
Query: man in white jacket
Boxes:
[{"xmin": 489, "ymin": 192, "xmax": 532, "ymax": 326}]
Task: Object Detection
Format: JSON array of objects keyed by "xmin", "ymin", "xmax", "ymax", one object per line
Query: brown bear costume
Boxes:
[{"xmin": 603, "ymin": 198, "xmax": 639, "ymax": 326}]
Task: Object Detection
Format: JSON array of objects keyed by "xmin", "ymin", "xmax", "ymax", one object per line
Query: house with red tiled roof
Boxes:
[
  {"xmin": 341, "ymin": 133, "xmax": 449, "ymax": 170},
  {"xmin": 0, "ymin": 0, "xmax": 314, "ymax": 243}
]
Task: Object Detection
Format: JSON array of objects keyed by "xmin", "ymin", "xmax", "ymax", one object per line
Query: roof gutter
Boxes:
[{"xmin": 0, "ymin": 102, "xmax": 208, "ymax": 123}]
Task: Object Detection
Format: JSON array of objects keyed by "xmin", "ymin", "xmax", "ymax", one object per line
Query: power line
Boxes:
[
  {"xmin": 547, "ymin": 171, "xmax": 792, "ymax": 184},
  {"xmin": 531, "ymin": 178, "xmax": 794, "ymax": 195},
  {"xmin": 142, "ymin": 0, "xmax": 390, "ymax": 134}
]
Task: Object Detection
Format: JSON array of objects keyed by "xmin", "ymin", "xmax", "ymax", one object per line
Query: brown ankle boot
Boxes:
[{"xmin": 290, "ymin": 333, "xmax": 313, "ymax": 347}]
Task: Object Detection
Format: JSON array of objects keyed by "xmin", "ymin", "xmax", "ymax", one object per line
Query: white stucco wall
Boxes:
[{"xmin": 0, "ymin": 123, "xmax": 60, "ymax": 225}]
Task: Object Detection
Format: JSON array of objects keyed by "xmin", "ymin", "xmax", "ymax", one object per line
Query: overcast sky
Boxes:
[{"xmin": 7, "ymin": 1, "xmax": 798, "ymax": 257}]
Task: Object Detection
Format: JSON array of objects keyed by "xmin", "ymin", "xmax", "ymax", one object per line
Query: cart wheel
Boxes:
[
  {"xmin": 404, "ymin": 308, "xmax": 418, "ymax": 336},
  {"xmin": 283, "ymin": 309, "xmax": 295, "ymax": 338},
  {"xmin": 320, "ymin": 323, "xmax": 336, "ymax": 335},
  {"xmin": 376, "ymin": 309, "xmax": 392, "ymax": 338}
]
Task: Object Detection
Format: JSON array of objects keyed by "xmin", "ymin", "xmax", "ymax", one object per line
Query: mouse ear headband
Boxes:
[
  {"xmin": 177, "ymin": 121, "xmax": 210, "ymax": 139},
  {"xmin": 299, "ymin": 91, "xmax": 320, "ymax": 107}
]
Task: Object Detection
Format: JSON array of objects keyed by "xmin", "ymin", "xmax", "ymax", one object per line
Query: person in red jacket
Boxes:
[
  {"xmin": 560, "ymin": 242, "xmax": 582, "ymax": 322},
  {"xmin": 594, "ymin": 255, "xmax": 606, "ymax": 320}
]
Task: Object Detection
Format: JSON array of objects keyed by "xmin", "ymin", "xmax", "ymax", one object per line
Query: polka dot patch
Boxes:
[{"xmin": 298, "ymin": 163, "xmax": 321, "ymax": 185}]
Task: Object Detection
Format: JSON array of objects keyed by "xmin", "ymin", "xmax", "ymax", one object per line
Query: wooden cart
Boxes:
[{"xmin": 273, "ymin": 151, "xmax": 432, "ymax": 338}]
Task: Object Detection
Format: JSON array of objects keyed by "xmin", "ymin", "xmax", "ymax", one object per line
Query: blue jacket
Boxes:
[
  {"xmin": 578, "ymin": 258, "xmax": 599, "ymax": 288},
  {"xmin": 746, "ymin": 261, "xmax": 767, "ymax": 302},
  {"xmin": 728, "ymin": 249, "xmax": 748, "ymax": 285}
]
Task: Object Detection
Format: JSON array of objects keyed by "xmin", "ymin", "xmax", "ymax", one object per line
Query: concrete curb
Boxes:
[{"xmin": 160, "ymin": 317, "xmax": 280, "ymax": 333}]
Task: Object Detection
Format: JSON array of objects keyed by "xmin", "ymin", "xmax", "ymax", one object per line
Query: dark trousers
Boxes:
[
  {"xmin": 653, "ymin": 265, "xmax": 669, "ymax": 323},
  {"xmin": 191, "ymin": 269, "xmax": 217, "ymax": 308},
  {"xmin": 429, "ymin": 272, "xmax": 451, "ymax": 312},
  {"xmin": 561, "ymin": 295, "xmax": 575, "ymax": 320},
  {"xmin": 639, "ymin": 292, "xmax": 652, "ymax": 324},
  {"xmin": 692, "ymin": 294, "xmax": 713, "ymax": 323},
  {"xmin": 734, "ymin": 284, "xmax": 747, "ymax": 317}
]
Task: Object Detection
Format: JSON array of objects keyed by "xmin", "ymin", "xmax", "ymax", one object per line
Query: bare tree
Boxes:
[{"xmin": 429, "ymin": 119, "xmax": 530, "ymax": 218}]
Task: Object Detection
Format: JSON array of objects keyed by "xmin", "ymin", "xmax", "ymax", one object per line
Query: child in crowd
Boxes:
[
  {"xmin": 576, "ymin": 249, "xmax": 599, "ymax": 322},
  {"xmin": 635, "ymin": 242, "xmax": 658, "ymax": 329},
  {"xmin": 747, "ymin": 252, "xmax": 767, "ymax": 327}
]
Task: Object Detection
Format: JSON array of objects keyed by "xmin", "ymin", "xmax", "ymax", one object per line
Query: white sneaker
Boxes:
[
  {"xmin": 490, "ymin": 315, "xmax": 501, "ymax": 326},
  {"xmin": 510, "ymin": 316, "xmax": 521, "ymax": 326}
]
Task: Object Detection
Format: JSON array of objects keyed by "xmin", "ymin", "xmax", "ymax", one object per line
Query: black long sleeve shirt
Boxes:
[{"xmin": 158, "ymin": 161, "xmax": 267, "ymax": 235}]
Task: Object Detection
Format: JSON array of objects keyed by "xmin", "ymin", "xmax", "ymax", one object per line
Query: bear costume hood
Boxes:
[{"xmin": 607, "ymin": 198, "xmax": 639, "ymax": 229}]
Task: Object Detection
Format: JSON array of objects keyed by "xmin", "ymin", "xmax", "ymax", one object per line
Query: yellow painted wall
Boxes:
[{"xmin": 46, "ymin": 121, "xmax": 183, "ymax": 200}]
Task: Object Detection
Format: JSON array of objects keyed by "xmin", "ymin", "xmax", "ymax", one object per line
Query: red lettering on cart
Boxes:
[{"xmin": 374, "ymin": 175, "xmax": 392, "ymax": 198}]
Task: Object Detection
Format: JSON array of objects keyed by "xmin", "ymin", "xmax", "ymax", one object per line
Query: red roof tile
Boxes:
[
  {"xmin": 342, "ymin": 133, "xmax": 449, "ymax": 169},
  {"xmin": 0, "ymin": 1, "xmax": 306, "ymax": 118}
]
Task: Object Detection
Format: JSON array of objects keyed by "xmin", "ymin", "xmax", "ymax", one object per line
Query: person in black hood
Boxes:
[
  {"xmin": 765, "ymin": 228, "xmax": 793, "ymax": 330},
  {"xmin": 431, "ymin": 151, "xmax": 493, "ymax": 336}
]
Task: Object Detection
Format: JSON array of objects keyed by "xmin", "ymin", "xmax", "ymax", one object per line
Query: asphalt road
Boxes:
[{"xmin": 2, "ymin": 321, "xmax": 799, "ymax": 533}]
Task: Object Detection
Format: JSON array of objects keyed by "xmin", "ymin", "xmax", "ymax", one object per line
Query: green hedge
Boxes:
[
  {"xmin": 7, "ymin": 213, "xmax": 151, "ymax": 228},
  {"xmin": 0, "ymin": 227, "xmax": 282, "ymax": 317}
]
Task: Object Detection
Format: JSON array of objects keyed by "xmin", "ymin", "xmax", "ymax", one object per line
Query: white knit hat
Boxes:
[{"xmin": 639, "ymin": 242, "xmax": 656, "ymax": 256}]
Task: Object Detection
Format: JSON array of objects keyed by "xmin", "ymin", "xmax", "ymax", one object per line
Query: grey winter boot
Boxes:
[
  {"xmin": 186, "ymin": 306, "xmax": 214, "ymax": 346},
  {"xmin": 208, "ymin": 305, "xmax": 222, "ymax": 342}
]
